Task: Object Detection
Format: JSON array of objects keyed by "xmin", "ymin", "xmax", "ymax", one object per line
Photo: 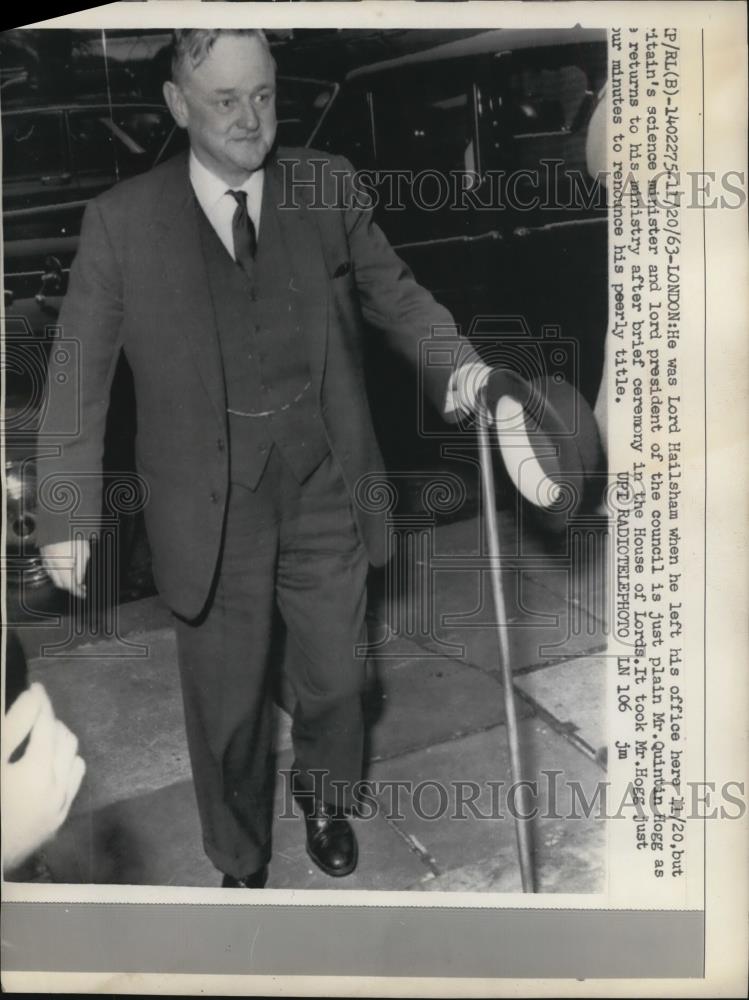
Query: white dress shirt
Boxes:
[{"xmin": 189, "ymin": 151, "xmax": 264, "ymax": 261}]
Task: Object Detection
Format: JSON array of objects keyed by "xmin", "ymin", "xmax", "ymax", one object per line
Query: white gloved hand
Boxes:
[
  {"xmin": 40, "ymin": 538, "xmax": 90, "ymax": 599},
  {"xmin": 445, "ymin": 362, "xmax": 493, "ymax": 418},
  {"xmin": 2, "ymin": 683, "xmax": 86, "ymax": 870}
]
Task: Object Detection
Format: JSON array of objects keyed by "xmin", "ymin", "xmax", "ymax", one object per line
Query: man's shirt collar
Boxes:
[{"xmin": 189, "ymin": 151, "xmax": 264, "ymax": 211}]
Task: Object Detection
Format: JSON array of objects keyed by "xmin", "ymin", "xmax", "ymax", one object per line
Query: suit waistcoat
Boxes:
[{"xmin": 195, "ymin": 192, "xmax": 330, "ymax": 488}]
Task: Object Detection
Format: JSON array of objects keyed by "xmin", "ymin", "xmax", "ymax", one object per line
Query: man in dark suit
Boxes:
[{"xmin": 38, "ymin": 29, "xmax": 489, "ymax": 887}]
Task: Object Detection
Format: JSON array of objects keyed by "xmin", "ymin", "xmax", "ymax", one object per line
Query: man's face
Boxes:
[{"xmin": 165, "ymin": 34, "xmax": 277, "ymax": 184}]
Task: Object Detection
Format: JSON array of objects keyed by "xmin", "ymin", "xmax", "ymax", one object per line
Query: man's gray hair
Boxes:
[{"xmin": 171, "ymin": 29, "xmax": 273, "ymax": 81}]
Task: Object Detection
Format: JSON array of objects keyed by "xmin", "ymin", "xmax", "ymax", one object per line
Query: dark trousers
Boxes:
[{"xmin": 174, "ymin": 446, "xmax": 369, "ymax": 878}]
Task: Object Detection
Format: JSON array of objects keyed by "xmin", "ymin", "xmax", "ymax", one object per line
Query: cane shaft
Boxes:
[{"xmin": 477, "ymin": 409, "xmax": 535, "ymax": 893}]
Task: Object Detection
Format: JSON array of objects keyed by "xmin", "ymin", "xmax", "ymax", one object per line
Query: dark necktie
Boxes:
[{"xmin": 227, "ymin": 189, "xmax": 257, "ymax": 274}]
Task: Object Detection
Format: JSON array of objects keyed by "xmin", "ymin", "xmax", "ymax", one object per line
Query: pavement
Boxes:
[{"xmin": 9, "ymin": 504, "xmax": 609, "ymax": 893}]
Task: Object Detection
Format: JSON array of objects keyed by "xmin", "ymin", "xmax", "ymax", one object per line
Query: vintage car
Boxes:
[{"xmin": 3, "ymin": 27, "xmax": 607, "ymax": 614}]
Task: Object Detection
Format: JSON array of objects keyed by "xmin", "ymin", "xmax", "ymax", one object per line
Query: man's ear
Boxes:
[{"xmin": 163, "ymin": 80, "xmax": 189, "ymax": 128}]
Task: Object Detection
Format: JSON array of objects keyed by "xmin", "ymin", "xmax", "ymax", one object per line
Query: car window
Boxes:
[
  {"xmin": 505, "ymin": 64, "xmax": 590, "ymax": 138},
  {"xmin": 276, "ymin": 78, "xmax": 336, "ymax": 147},
  {"xmin": 311, "ymin": 86, "xmax": 374, "ymax": 168},
  {"xmin": 479, "ymin": 42, "xmax": 607, "ymax": 221},
  {"xmin": 490, "ymin": 58, "xmax": 593, "ymax": 174},
  {"xmin": 68, "ymin": 110, "xmax": 119, "ymax": 195},
  {"xmin": 369, "ymin": 67, "xmax": 477, "ymax": 242},
  {"xmin": 68, "ymin": 108, "xmax": 172, "ymax": 195},
  {"xmin": 373, "ymin": 77, "xmax": 475, "ymax": 176},
  {"xmin": 110, "ymin": 108, "xmax": 174, "ymax": 167},
  {"xmin": 2, "ymin": 111, "xmax": 66, "ymax": 185}
]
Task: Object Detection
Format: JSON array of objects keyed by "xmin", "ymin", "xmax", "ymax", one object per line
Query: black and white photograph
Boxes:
[
  {"xmin": 1, "ymin": 0, "xmax": 747, "ymax": 994},
  {"xmin": 3, "ymin": 14, "xmax": 612, "ymax": 893}
]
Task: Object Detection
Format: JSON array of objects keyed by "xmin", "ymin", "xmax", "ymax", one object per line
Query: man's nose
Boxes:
[{"xmin": 235, "ymin": 100, "xmax": 260, "ymax": 131}]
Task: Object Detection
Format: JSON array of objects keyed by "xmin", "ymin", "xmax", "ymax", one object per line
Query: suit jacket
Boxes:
[{"xmin": 36, "ymin": 147, "xmax": 477, "ymax": 620}]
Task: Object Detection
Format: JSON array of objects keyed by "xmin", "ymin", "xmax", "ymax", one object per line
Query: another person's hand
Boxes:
[
  {"xmin": 40, "ymin": 538, "xmax": 90, "ymax": 598},
  {"xmin": 2, "ymin": 683, "xmax": 86, "ymax": 871}
]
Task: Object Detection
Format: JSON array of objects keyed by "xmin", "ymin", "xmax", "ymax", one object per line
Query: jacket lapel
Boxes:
[
  {"xmin": 149, "ymin": 153, "xmax": 227, "ymax": 429},
  {"xmin": 266, "ymin": 153, "xmax": 330, "ymax": 396}
]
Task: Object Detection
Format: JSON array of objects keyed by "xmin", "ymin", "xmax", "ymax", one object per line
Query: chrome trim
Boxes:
[
  {"xmin": 345, "ymin": 29, "xmax": 606, "ymax": 82},
  {"xmin": 393, "ymin": 229, "xmax": 503, "ymax": 252},
  {"xmin": 513, "ymin": 217, "xmax": 607, "ymax": 237},
  {"xmin": 4, "ymin": 201, "xmax": 89, "ymax": 219},
  {"xmin": 391, "ymin": 214, "xmax": 605, "ymax": 252}
]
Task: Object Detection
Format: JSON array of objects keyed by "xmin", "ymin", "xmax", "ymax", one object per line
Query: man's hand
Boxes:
[
  {"xmin": 40, "ymin": 538, "xmax": 90, "ymax": 599},
  {"xmin": 445, "ymin": 363, "xmax": 527, "ymax": 423},
  {"xmin": 444, "ymin": 362, "xmax": 492, "ymax": 419},
  {"xmin": 1, "ymin": 683, "xmax": 86, "ymax": 871}
]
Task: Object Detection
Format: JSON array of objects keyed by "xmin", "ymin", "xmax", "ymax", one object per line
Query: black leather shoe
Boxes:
[
  {"xmin": 296, "ymin": 796, "xmax": 358, "ymax": 877},
  {"xmin": 222, "ymin": 866, "xmax": 268, "ymax": 889}
]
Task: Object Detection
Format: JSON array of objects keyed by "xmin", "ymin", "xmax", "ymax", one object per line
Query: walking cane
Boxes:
[{"xmin": 476, "ymin": 388, "xmax": 536, "ymax": 893}]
